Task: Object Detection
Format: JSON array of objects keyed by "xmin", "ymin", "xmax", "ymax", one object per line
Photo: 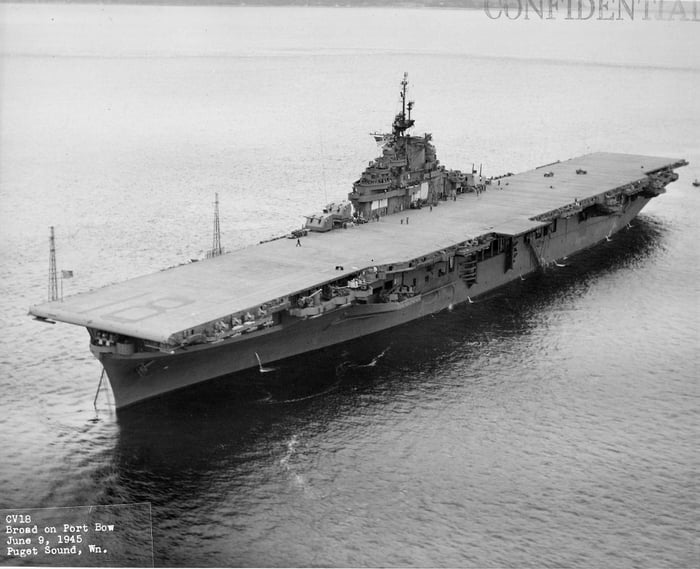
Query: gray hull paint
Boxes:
[{"xmin": 99, "ymin": 198, "xmax": 649, "ymax": 409}]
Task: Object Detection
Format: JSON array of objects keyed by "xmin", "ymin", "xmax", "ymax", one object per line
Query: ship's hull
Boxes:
[{"xmin": 96, "ymin": 197, "xmax": 650, "ymax": 409}]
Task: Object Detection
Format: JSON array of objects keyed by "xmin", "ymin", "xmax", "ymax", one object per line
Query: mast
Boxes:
[
  {"xmin": 209, "ymin": 192, "xmax": 222, "ymax": 258},
  {"xmin": 392, "ymin": 72, "xmax": 415, "ymax": 137},
  {"xmin": 48, "ymin": 226, "xmax": 58, "ymax": 301},
  {"xmin": 401, "ymin": 72, "xmax": 407, "ymax": 119}
]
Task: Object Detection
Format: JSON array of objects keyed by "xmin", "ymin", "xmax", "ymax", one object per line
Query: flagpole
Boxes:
[{"xmin": 48, "ymin": 226, "xmax": 58, "ymax": 301}]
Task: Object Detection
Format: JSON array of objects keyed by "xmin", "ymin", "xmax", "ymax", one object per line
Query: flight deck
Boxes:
[{"xmin": 29, "ymin": 152, "xmax": 684, "ymax": 344}]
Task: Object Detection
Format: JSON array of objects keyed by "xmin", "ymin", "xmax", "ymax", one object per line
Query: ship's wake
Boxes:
[
  {"xmin": 280, "ymin": 436, "xmax": 305, "ymax": 487},
  {"xmin": 255, "ymin": 352, "xmax": 277, "ymax": 373},
  {"xmin": 279, "ymin": 434, "xmax": 298, "ymax": 471},
  {"xmin": 279, "ymin": 435, "xmax": 318, "ymax": 496},
  {"xmin": 255, "ymin": 379, "xmax": 343, "ymax": 405},
  {"xmin": 254, "ymin": 346, "xmax": 391, "ymax": 404},
  {"xmin": 357, "ymin": 346, "xmax": 391, "ymax": 368},
  {"xmin": 333, "ymin": 346, "xmax": 392, "ymax": 378}
]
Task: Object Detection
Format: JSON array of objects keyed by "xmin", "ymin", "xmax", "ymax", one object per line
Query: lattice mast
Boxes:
[
  {"xmin": 48, "ymin": 226, "xmax": 58, "ymax": 301},
  {"xmin": 209, "ymin": 192, "xmax": 223, "ymax": 258}
]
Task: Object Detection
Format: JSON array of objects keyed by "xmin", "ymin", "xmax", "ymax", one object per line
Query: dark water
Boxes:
[{"xmin": 1, "ymin": 4, "xmax": 698, "ymax": 567}]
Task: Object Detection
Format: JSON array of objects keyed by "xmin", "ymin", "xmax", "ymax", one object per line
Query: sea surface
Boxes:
[{"xmin": 0, "ymin": 3, "xmax": 699, "ymax": 567}]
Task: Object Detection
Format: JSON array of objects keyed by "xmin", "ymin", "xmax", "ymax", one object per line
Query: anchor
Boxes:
[{"xmin": 136, "ymin": 360, "xmax": 155, "ymax": 377}]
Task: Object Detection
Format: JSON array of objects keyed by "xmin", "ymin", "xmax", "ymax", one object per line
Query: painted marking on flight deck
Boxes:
[
  {"xmin": 102, "ymin": 296, "xmax": 195, "ymax": 323},
  {"xmin": 73, "ymin": 292, "xmax": 152, "ymax": 314}
]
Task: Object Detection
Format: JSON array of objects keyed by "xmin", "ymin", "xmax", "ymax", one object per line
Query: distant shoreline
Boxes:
[
  {"xmin": 1, "ymin": 0, "xmax": 486, "ymax": 8},
  {"xmin": 5, "ymin": 0, "xmax": 698, "ymax": 20}
]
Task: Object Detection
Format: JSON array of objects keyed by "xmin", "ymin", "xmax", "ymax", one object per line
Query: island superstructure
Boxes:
[{"xmin": 29, "ymin": 74, "xmax": 687, "ymax": 409}]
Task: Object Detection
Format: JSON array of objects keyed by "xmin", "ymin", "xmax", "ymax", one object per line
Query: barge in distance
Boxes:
[{"xmin": 29, "ymin": 74, "xmax": 688, "ymax": 409}]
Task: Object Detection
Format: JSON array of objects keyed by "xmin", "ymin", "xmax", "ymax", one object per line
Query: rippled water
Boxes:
[{"xmin": 1, "ymin": 4, "xmax": 699, "ymax": 567}]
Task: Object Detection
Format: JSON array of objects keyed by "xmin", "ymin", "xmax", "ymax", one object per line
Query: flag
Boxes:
[{"xmin": 61, "ymin": 270, "xmax": 73, "ymax": 279}]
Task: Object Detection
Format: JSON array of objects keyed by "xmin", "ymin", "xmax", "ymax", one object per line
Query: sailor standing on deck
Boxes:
[{"xmin": 296, "ymin": 238, "xmax": 301, "ymax": 247}]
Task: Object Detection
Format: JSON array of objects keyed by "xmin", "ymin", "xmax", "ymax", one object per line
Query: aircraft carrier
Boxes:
[{"xmin": 29, "ymin": 74, "xmax": 688, "ymax": 409}]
